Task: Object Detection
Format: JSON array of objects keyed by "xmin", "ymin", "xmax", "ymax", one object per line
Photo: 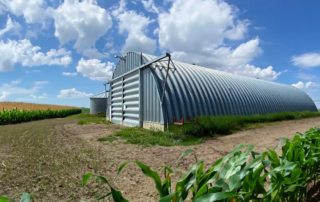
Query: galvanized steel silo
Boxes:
[{"xmin": 90, "ymin": 91, "xmax": 108, "ymax": 114}]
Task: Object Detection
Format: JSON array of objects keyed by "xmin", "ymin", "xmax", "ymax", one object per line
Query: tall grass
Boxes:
[{"xmin": 173, "ymin": 111, "xmax": 320, "ymax": 137}]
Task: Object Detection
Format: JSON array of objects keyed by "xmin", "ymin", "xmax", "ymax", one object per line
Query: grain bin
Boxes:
[{"xmin": 90, "ymin": 91, "xmax": 108, "ymax": 114}]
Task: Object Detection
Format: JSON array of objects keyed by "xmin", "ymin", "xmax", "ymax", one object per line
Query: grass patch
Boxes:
[
  {"xmin": 100, "ymin": 127, "xmax": 202, "ymax": 147},
  {"xmin": 170, "ymin": 111, "xmax": 320, "ymax": 138},
  {"xmin": 81, "ymin": 108, "xmax": 90, "ymax": 113},
  {"xmin": 105, "ymin": 111, "xmax": 320, "ymax": 147}
]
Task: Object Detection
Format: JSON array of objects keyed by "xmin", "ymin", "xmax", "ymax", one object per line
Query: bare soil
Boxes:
[{"xmin": 1, "ymin": 117, "xmax": 320, "ymax": 201}]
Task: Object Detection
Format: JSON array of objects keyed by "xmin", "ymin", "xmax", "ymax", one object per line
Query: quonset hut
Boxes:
[{"xmin": 106, "ymin": 52, "xmax": 317, "ymax": 130}]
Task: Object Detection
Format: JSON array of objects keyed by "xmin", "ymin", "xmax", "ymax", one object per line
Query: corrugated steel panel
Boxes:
[
  {"xmin": 110, "ymin": 71, "xmax": 140, "ymax": 126},
  {"xmin": 111, "ymin": 77, "xmax": 123, "ymax": 124},
  {"xmin": 90, "ymin": 98, "xmax": 107, "ymax": 114},
  {"xmin": 123, "ymin": 71, "xmax": 140, "ymax": 126},
  {"xmin": 141, "ymin": 53, "xmax": 317, "ymax": 123},
  {"xmin": 113, "ymin": 52, "xmax": 149, "ymax": 78},
  {"xmin": 141, "ymin": 67, "xmax": 164, "ymax": 123}
]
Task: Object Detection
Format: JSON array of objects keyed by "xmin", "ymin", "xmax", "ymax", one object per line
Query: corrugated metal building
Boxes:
[
  {"xmin": 90, "ymin": 91, "xmax": 108, "ymax": 114},
  {"xmin": 106, "ymin": 52, "xmax": 317, "ymax": 130}
]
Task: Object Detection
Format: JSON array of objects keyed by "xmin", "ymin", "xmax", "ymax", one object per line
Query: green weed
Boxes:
[
  {"xmin": 173, "ymin": 111, "xmax": 320, "ymax": 138},
  {"xmin": 100, "ymin": 127, "xmax": 202, "ymax": 147}
]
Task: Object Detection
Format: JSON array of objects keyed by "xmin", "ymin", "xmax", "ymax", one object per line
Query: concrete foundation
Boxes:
[
  {"xmin": 143, "ymin": 122, "xmax": 165, "ymax": 131},
  {"xmin": 106, "ymin": 116, "xmax": 109, "ymax": 121}
]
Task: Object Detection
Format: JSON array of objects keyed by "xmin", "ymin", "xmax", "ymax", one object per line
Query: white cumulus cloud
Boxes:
[
  {"xmin": 0, "ymin": 0, "xmax": 47, "ymax": 23},
  {"xmin": 30, "ymin": 93, "xmax": 47, "ymax": 99},
  {"xmin": 0, "ymin": 15, "xmax": 21, "ymax": 36},
  {"xmin": 158, "ymin": 0, "xmax": 248, "ymax": 52},
  {"xmin": 113, "ymin": 1, "xmax": 156, "ymax": 55},
  {"xmin": 0, "ymin": 39, "xmax": 72, "ymax": 72},
  {"xmin": 291, "ymin": 53, "xmax": 320, "ymax": 68},
  {"xmin": 82, "ymin": 48, "xmax": 109, "ymax": 59},
  {"xmin": 76, "ymin": 58, "xmax": 114, "ymax": 82},
  {"xmin": 0, "ymin": 91, "xmax": 10, "ymax": 100},
  {"xmin": 141, "ymin": 0, "xmax": 159, "ymax": 13},
  {"xmin": 57, "ymin": 88, "xmax": 93, "ymax": 98},
  {"xmin": 62, "ymin": 72, "xmax": 77, "ymax": 76},
  {"xmin": 156, "ymin": 0, "xmax": 281, "ymax": 80},
  {"xmin": 52, "ymin": 0, "xmax": 112, "ymax": 53},
  {"xmin": 292, "ymin": 81, "xmax": 314, "ymax": 89},
  {"xmin": 0, "ymin": 80, "xmax": 41, "ymax": 95}
]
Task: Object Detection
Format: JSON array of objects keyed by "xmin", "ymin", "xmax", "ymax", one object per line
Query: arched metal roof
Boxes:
[
  {"xmin": 140, "ymin": 53, "xmax": 317, "ymax": 121},
  {"xmin": 90, "ymin": 91, "xmax": 108, "ymax": 99}
]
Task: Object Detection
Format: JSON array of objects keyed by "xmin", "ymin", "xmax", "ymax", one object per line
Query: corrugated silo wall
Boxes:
[
  {"xmin": 106, "ymin": 95, "xmax": 111, "ymax": 119},
  {"xmin": 141, "ymin": 67, "xmax": 164, "ymax": 124},
  {"xmin": 90, "ymin": 98, "xmax": 107, "ymax": 114}
]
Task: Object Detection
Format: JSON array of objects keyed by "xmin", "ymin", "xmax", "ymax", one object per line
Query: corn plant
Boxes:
[
  {"xmin": 83, "ymin": 127, "xmax": 320, "ymax": 202},
  {"xmin": 0, "ymin": 193, "xmax": 33, "ymax": 202},
  {"xmin": 0, "ymin": 108, "xmax": 81, "ymax": 125}
]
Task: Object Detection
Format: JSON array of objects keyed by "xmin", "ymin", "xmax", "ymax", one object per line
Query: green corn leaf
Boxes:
[
  {"xmin": 0, "ymin": 197, "xmax": 10, "ymax": 202},
  {"xmin": 110, "ymin": 188, "xmax": 130, "ymax": 202},
  {"xmin": 194, "ymin": 184, "xmax": 208, "ymax": 199},
  {"xmin": 82, "ymin": 173, "xmax": 93, "ymax": 186},
  {"xmin": 213, "ymin": 178, "xmax": 229, "ymax": 192},
  {"xmin": 193, "ymin": 192, "xmax": 236, "ymax": 202},
  {"xmin": 251, "ymin": 151, "xmax": 261, "ymax": 159},
  {"xmin": 267, "ymin": 148, "xmax": 280, "ymax": 166},
  {"xmin": 275, "ymin": 138, "xmax": 288, "ymax": 149},
  {"xmin": 284, "ymin": 185, "xmax": 305, "ymax": 193},
  {"xmin": 212, "ymin": 144, "xmax": 249, "ymax": 172},
  {"xmin": 229, "ymin": 173, "xmax": 241, "ymax": 191},
  {"xmin": 20, "ymin": 194, "xmax": 32, "ymax": 202},
  {"xmin": 174, "ymin": 149, "xmax": 197, "ymax": 165},
  {"xmin": 262, "ymin": 160, "xmax": 273, "ymax": 167},
  {"xmin": 94, "ymin": 175, "xmax": 110, "ymax": 185},
  {"xmin": 271, "ymin": 161, "xmax": 296, "ymax": 173},
  {"xmin": 239, "ymin": 156, "xmax": 262, "ymax": 180},
  {"xmin": 97, "ymin": 193, "xmax": 111, "ymax": 200},
  {"xmin": 158, "ymin": 192, "xmax": 177, "ymax": 202},
  {"xmin": 175, "ymin": 161, "xmax": 203, "ymax": 201},
  {"xmin": 117, "ymin": 161, "xmax": 163, "ymax": 197},
  {"xmin": 158, "ymin": 166, "xmax": 173, "ymax": 173}
]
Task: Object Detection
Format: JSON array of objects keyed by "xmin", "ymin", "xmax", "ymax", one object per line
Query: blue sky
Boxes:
[{"xmin": 0, "ymin": 0, "xmax": 319, "ymax": 108}]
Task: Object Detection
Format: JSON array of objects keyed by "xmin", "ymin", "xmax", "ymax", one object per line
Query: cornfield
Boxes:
[
  {"xmin": 0, "ymin": 108, "xmax": 81, "ymax": 125},
  {"xmin": 83, "ymin": 127, "xmax": 320, "ymax": 202},
  {"xmin": 0, "ymin": 102, "xmax": 78, "ymax": 111}
]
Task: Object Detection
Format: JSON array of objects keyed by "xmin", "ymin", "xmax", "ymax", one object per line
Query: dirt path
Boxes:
[
  {"xmin": 1, "ymin": 117, "xmax": 320, "ymax": 202},
  {"xmin": 60, "ymin": 117, "xmax": 320, "ymax": 202}
]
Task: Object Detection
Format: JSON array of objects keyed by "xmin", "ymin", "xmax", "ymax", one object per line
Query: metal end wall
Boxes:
[
  {"xmin": 141, "ymin": 54, "xmax": 318, "ymax": 123},
  {"xmin": 113, "ymin": 52, "xmax": 149, "ymax": 79}
]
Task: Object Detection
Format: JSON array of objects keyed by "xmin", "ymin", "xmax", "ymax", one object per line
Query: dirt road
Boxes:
[{"xmin": 1, "ymin": 117, "xmax": 320, "ymax": 201}]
